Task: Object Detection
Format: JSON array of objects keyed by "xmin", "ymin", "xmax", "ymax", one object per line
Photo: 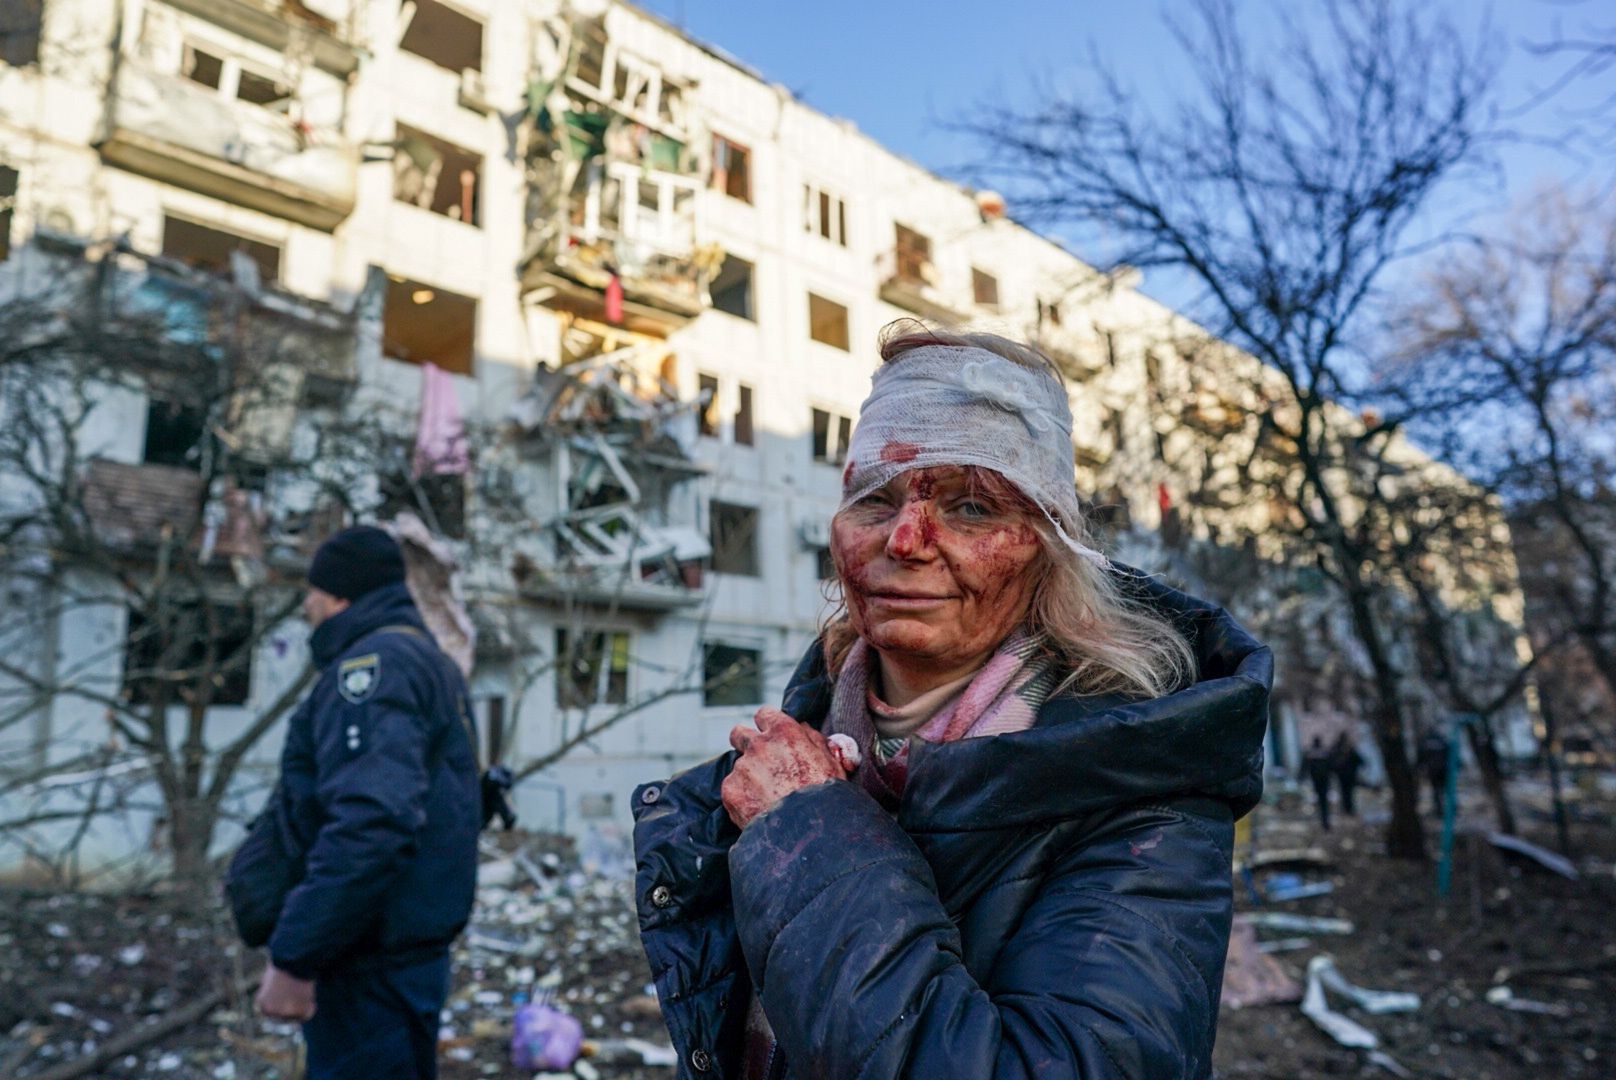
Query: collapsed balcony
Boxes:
[
  {"xmin": 520, "ymin": 10, "xmax": 715, "ymax": 330},
  {"xmin": 503, "ymin": 352, "xmax": 711, "ymax": 612},
  {"xmin": 522, "ymin": 154, "xmax": 715, "ymax": 331}
]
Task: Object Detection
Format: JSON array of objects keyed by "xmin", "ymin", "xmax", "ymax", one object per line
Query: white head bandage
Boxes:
[{"xmin": 840, "ymin": 345, "xmax": 1107, "ymax": 566}]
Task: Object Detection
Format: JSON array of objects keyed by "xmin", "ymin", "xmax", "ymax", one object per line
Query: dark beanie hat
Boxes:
[{"xmin": 308, "ymin": 526, "xmax": 407, "ymax": 601}]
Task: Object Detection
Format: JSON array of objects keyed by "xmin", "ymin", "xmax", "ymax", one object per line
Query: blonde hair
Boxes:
[{"xmin": 821, "ymin": 321, "xmax": 1197, "ymax": 700}]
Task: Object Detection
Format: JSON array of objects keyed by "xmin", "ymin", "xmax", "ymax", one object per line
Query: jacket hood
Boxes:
[
  {"xmin": 781, "ymin": 568, "xmax": 1272, "ymax": 829},
  {"xmin": 309, "ymin": 581, "xmax": 426, "ymax": 669}
]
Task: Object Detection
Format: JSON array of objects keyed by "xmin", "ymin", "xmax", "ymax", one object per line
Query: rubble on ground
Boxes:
[
  {"xmin": 0, "ymin": 830, "xmax": 671, "ymax": 1079},
  {"xmin": 3, "ymin": 778, "xmax": 1614, "ymax": 1078}
]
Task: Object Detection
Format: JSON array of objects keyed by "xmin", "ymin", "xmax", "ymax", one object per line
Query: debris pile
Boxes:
[{"xmin": 0, "ymin": 831, "xmax": 673, "ymax": 1079}]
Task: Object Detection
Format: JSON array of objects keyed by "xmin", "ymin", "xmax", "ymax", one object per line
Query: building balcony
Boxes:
[
  {"xmin": 876, "ymin": 249, "xmax": 973, "ymax": 324},
  {"xmin": 521, "ymin": 509, "xmax": 710, "ymax": 612},
  {"xmin": 97, "ymin": 61, "xmax": 358, "ymax": 231},
  {"xmin": 522, "ymin": 164, "xmax": 713, "ymax": 333},
  {"xmin": 502, "ymin": 359, "xmax": 711, "ymax": 612}
]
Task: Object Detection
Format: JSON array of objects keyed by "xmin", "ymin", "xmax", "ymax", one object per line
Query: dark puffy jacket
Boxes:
[
  {"xmin": 633, "ymin": 575, "xmax": 1271, "ymax": 1079},
  {"xmin": 267, "ymin": 582, "xmax": 480, "ymax": 979}
]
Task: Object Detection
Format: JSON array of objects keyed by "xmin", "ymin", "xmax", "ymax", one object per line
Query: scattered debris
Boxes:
[
  {"xmin": 1307, "ymin": 955, "xmax": 1420, "ymax": 1016},
  {"xmin": 25, "ymin": 973, "xmax": 260, "ymax": 1080},
  {"xmin": 1250, "ymin": 847, "xmax": 1332, "ymax": 871},
  {"xmin": 1263, "ymin": 872, "xmax": 1336, "ymax": 902},
  {"xmin": 1242, "ymin": 913, "xmax": 1356, "ymax": 935},
  {"xmin": 1257, "ymin": 936, "xmax": 1314, "ymax": 954},
  {"xmin": 1485, "ymin": 985, "xmax": 1572, "ymax": 1017},
  {"xmin": 1487, "ymin": 832, "xmax": 1581, "ymax": 880},
  {"xmin": 1300, "ymin": 957, "xmax": 1380, "ymax": 1050},
  {"xmin": 1300, "ymin": 955, "xmax": 1418, "ymax": 1077}
]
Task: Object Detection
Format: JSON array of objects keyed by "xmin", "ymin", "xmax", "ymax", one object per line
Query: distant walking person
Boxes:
[
  {"xmin": 1304, "ymin": 735, "xmax": 1334, "ymax": 830},
  {"xmin": 1418, "ymin": 727, "xmax": 1452, "ymax": 817},
  {"xmin": 229, "ymin": 526, "xmax": 480, "ymax": 1080},
  {"xmin": 1330, "ymin": 731, "xmax": 1364, "ymax": 818}
]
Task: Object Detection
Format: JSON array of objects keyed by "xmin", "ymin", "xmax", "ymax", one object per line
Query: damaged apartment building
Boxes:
[{"xmin": 0, "ymin": 0, "xmax": 1535, "ymax": 871}]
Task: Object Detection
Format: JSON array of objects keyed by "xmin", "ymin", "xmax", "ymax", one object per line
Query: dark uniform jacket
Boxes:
[
  {"xmin": 633, "ymin": 576, "xmax": 1272, "ymax": 1079},
  {"xmin": 267, "ymin": 582, "xmax": 480, "ymax": 979}
]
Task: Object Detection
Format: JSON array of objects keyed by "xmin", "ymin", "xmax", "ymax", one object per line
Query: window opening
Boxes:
[
  {"xmin": 709, "ymin": 254, "xmax": 755, "ymax": 320},
  {"xmin": 398, "ymin": 0, "xmax": 483, "ymax": 73},
  {"xmin": 711, "ymin": 135, "xmax": 752, "ymax": 203},
  {"xmin": 734, "ymin": 383, "xmax": 755, "ymax": 447},
  {"xmin": 815, "ymin": 546, "xmax": 837, "ymax": 581},
  {"xmin": 808, "ymin": 293, "xmax": 849, "ymax": 351},
  {"xmin": 803, "ymin": 184, "xmax": 848, "ymax": 246},
  {"xmin": 0, "ymin": 165, "xmax": 16, "ymax": 262},
  {"xmin": 235, "ymin": 67, "xmax": 288, "ymax": 107},
  {"xmin": 382, "ymin": 274, "xmax": 477, "ymax": 375},
  {"xmin": 703, "ymin": 642, "xmax": 762, "ymax": 707},
  {"xmin": 181, "ymin": 44, "xmax": 224, "ymax": 90},
  {"xmin": 556, "ymin": 628, "xmax": 630, "ymax": 707},
  {"xmin": 697, "ymin": 373, "xmax": 720, "ymax": 437},
  {"xmin": 709, "ymin": 500, "xmax": 759, "ymax": 576},
  {"xmin": 0, "ymin": 0, "xmax": 42, "ymax": 67},
  {"xmin": 811, "ymin": 407, "xmax": 853, "ymax": 465},
  {"xmin": 393, "ymin": 124, "xmax": 482, "ymax": 225},
  {"xmin": 893, "ymin": 223, "xmax": 933, "ymax": 283},
  {"xmin": 973, "ymin": 268, "xmax": 1000, "ymax": 309},
  {"xmin": 143, "ymin": 399, "xmax": 209, "ymax": 469},
  {"xmin": 124, "ymin": 601, "xmax": 253, "ymax": 707},
  {"xmin": 162, "ymin": 215, "xmax": 281, "ymax": 285}
]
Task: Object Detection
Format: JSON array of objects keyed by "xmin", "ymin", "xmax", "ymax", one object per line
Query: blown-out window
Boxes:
[
  {"xmin": 808, "ymin": 293, "xmax": 849, "ymax": 351},
  {"xmin": 703, "ymin": 642, "xmax": 762, "ymax": 707},
  {"xmin": 709, "ymin": 500, "xmax": 759, "ymax": 576},
  {"xmin": 556, "ymin": 628, "xmax": 630, "ymax": 708},
  {"xmin": 398, "ymin": 0, "xmax": 483, "ymax": 73},
  {"xmin": 712, "ymin": 135, "xmax": 752, "ymax": 203},
  {"xmin": 382, "ymin": 274, "xmax": 476, "ymax": 375},
  {"xmin": 811, "ymin": 407, "xmax": 853, "ymax": 465}
]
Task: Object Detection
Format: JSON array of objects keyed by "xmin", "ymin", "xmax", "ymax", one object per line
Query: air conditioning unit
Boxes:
[{"xmin": 458, "ymin": 68, "xmax": 493, "ymax": 114}]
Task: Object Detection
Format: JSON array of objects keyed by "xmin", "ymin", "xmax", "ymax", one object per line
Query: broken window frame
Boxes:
[
  {"xmin": 397, "ymin": 0, "xmax": 484, "ymax": 75},
  {"xmin": 711, "ymin": 134, "xmax": 753, "ymax": 204},
  {"xmin": 381, "ymin": 272, "xmax": 478, "ymax": 376},
  {"xmin": 709, "ymin": 499, "xmax": 760, "ymax": 576},
  {"xmin": 555, "ymin": 628, "xmax": 631, "ymax": 709},
  {"xmin": 807, "ymin": 292, "xmax": 850, "ymax": 351},
  {"xmin": 803, "ymin": 182, "xmax": 848, "ymax": 247},
  {"xmin": 702, "ymin": 641, "xmax": 763, "ymax": 708},
  {"xmin": 564, "ymin": 34, "xmax": 687, "ymax": 138},
  {"xmin": 709, "ymin": 253, "xmax": 755, "ymax": 320},
  {"xmin": 810, "ymin": 407, "xmax": 853, "ymax": 466},
  {"xmin": 393, "ymin": 123, "xmax": 483, "ymax": 226}
]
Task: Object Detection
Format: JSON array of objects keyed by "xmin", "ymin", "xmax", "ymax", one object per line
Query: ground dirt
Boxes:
[{"xmin": 0, "ymin": 779, "xmax": 1611, "ymax": 1079}]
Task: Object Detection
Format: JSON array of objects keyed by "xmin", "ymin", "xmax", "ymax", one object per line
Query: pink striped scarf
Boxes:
[{"xmin": 827, "ymin": 630, "xmax": 1057, "ymax": 808}]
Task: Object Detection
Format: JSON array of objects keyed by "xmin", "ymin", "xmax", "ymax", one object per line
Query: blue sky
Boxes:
[{"xmin": 638, "ymin": 0, "xmax": 1612, "ymax": 295}]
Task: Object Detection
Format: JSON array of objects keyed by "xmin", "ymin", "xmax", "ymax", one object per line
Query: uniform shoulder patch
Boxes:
[{"xmin": 338, "ymin": 653, "xmax": 380, "ymax": 704}]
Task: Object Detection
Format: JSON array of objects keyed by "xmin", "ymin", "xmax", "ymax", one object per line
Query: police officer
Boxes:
[{"xmin": 251, "ymin": 526, "xmax": 480, "ymax": 1079}]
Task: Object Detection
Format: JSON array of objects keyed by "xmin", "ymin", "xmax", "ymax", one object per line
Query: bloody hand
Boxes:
[{"xmin": 722, "ymin": 708, "xmax": 850, "ymax": 829}]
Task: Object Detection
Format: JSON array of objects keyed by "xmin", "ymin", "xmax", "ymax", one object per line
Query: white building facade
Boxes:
[{"xmin": 0, "ymin": 0, "xmax": 1534, "ymax": 873}]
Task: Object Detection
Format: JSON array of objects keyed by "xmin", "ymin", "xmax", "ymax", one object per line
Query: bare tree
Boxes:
[
  {"xmin": 1390, "ymin": 184, "xmax": 1616, "ymax": 843},
  {"xmin": 965, "ymin": 0, "xmax": 1504, "ymax": 857},
  {"xmin": 0, "ymin": 238, "xmax": 378, "ymax": 893}
]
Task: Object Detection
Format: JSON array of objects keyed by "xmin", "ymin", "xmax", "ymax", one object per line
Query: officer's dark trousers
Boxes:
[{"xmin": 304, "ymin": 954, "xmax": 449, "ymax": 1080}]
